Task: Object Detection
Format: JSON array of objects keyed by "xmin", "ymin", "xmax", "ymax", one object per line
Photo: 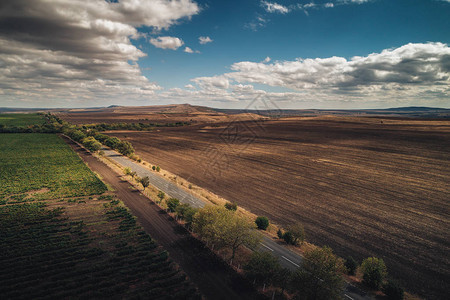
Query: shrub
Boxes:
[
  {"xmin": 139, "ymin": 176, "xmax": 150, "ymax": 191},
  {"xmin": 277, "ymin": 229, "xmax": 283, "ymax": 239},
  {"xmin": 224, "ymin": 202, "xmax": 237, "ymax": 211},
  {"xmin": 383, "ymin": 280, "xmax": 404, "ymax": 300},
  {"xmin": 105, "ymin": 137, "xmax": 121, "ymax": 149},
  {"xmin": 166, "ymin": 198, "xmax": 180, "ymax": 212},
  {"xmin": 188, "ymin": 184, "xmax": 193, "ymax": 189},
  {"xmin": 157, "ymin": 191, "xmax": 165, "ymax": 203},
  {"xmin": 345, "ymin": 256, "xmax": 358, "ymax": 276},
  {"xmin": 70, "ymin": 130, "xmax": 86, "ymax": 142},
  {"xmin": 283, "ymin": 222, "xmax": 305, "ymax": 245},
  {"xmin": 152, "ymin": 165, "xmax": 156, "ymax": 171},
  {"xmin": 255, "ymin": 216, "xmax": 269, "ymax": 230},
  {"xmin": 156, "ymin": 166, "xmax": 160, "ymax": 172},
  {"xmin": 361, "ymin": 257, "xmax": 387, "ymax": 290},
  {"xmin": 81, "ymin": 136, "xmax": 102, "ymax": 152},
  {"xmin": 283, "ymin": 231, "xmax": 295, "ymax": 245},
  {"xmin": 123, "ymin": 167, "xmax": 132, "ymax": 176},
  {"xmin": 117, "ymin": 141, "xmax": 134, "ymax": 156}
]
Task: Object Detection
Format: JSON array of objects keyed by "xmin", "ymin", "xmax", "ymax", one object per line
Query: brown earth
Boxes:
[
  {"xmin": 108, "ymin": 116, "xmax": 450, "ymax": 299},
  {"xmin": 57, "ymin": 104, "xmax": 266, "ymax": 125},
  {"xmin": 61, "ymin": 135, "xmax": 265, "ymax": 300}
]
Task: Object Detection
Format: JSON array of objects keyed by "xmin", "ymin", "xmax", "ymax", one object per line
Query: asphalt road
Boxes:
[
  {"xmin": 102, "ymin": 146, "xmax": 371, "ymax": 300},
  {"xmin": 63, "ymin": 137, "xmax": 263, "ymax": 300}
]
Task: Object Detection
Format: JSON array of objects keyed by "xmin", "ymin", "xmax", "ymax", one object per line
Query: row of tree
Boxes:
[
  {"xmin": 65, "ymin": 128, "xmax": 135, "ymax": 157},
  {"xmin": 130, "ymin": 173, "xmax": 403, "ymax": 299},
  {"xmin": 82, "ymin": 121, "xmax": 189, "ymax": 132}
]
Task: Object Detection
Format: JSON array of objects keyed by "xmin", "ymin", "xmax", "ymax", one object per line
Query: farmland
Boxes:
[
  {"xmin": 0, "ymin": 134, "xmax": 107, "ymax": 201},
  {"xmin": 108, "ymin": 116, "xmax": 450, "ymax": 298},
  {"xmin": 0, "ymin": 132, "xmax": 199, "ymax": 299},
  {"xmin": 0, "ymin": 113, "xmax": 45, "ymax": 127}
]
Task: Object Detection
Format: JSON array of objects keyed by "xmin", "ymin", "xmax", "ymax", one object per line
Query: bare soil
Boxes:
[
  {"xmin": 57, "ymin": 104, "xmax": 266, "ymax": 125},
  {"xmin": 108, "ymin": 116, "xmax": 450, "ymax": 299}
]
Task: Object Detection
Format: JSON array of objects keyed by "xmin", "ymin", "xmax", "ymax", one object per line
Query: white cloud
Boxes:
[
  {"xmin": 175, "ymin": 43, "xmax": 450, "ymax": 106},
  {"xmin": 0, "ymin": 0, "xmax": 200, "ymax": 106},
  {"xmin": 199, "ymin": 36, "xmax": 213, "ymax": 44},
  {"xmin": 263, "ymin": 57, "xmax": 271, "ymax": 63},
  {"xmin": 225, "ymin": 43, "xmax": 450, "ymax": 90},
  {"xmin": 324, "ymin": 3, "xmax": 334, "ymax": 8},
  {"xmin": 192, "ymin": 76, "xmax": 230, "ymax": 90},
  {"xmin": 261, "ymin": 1, "xmax": 290, "ymax": 14},
  {"xmin": 184, "ymin": 47, "xmax": 200, "ymax": 53},
  {"xmin": 150, "ymin": 36, "xmax": 184, "ymax": 50},
  {"xmin": 245, "ymin": 16, "xmax": 268, "ymax": 31}
]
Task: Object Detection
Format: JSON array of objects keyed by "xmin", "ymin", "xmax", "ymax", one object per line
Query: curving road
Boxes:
[{"xmin": 102, "ymin": 146, "xmax": 371, "ymax": 300}]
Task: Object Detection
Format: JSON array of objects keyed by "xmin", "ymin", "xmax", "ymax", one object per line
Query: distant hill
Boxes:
[{"xmin": 2, "ymin": 104, "xmax": 449, "ymax": 119}]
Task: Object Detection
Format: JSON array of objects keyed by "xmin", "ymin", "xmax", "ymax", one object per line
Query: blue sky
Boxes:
[
  {"xmin": 140, "ymin": 0, "xmax": 450, "ymax": 89},
  {"xmin": 0, "ymin": 0, "xmax": 449, "ymax": 108}
]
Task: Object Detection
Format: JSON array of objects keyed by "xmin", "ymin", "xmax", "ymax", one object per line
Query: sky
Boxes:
[{"xmin": 0, "ymin": 0, "xmax": 449, "ymax": 109}]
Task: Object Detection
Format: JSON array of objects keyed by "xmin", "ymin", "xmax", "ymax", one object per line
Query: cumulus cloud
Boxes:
[
  {"xmin": 261, "ymin": 1, "xmax": 290, "ymax": 14},
  {"xmin": 176, "ymin": 43, "xmax": 450, "ymax": 106},
  {"xmin": 192, "ymin": 76, "xmax": 230, "ymax": 90},
  {"xmin": 150, "ymin": 36, "xmax": 184, "ymax": 50},
  {"xmin": 199, "ymin": 36, "xmax": 213, "ymax": 44},
  {"xmin": 184, "ymin": 47, "xmax": 200, "ymax": 53},
  {"xmin": 0, "ymin": 0, "xmax": 199, "ymax": 105},
  {"xmin": 224, "ymin": 43, "xmax": 450, "ymax": 90}
]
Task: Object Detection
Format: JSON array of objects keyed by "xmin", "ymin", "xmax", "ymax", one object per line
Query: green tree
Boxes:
[
  {"xmin": 70, "ymin": 130, "xmax": 86, "ymax": 142},
  {"xmin": 292, "ymin": 246, "xmax": 345, "ymax": 300},
  {"xmin": 361, "ymin": 257, "xmax": 387, "ymax": 290},
  {"xmin": 152, "ymin": 165, "xmax": 156, "ymax": 171},
  {"xmin": 116, "ymin": 141, "xmax": 134, "ymax": 156},
  {"xmin": 156, "ymin": 166, "xmax": 160, "ymax": 172},
  {"xmin": 274, "ymin": 267, "xmax": 292, "ymax": 296},
  {"xmin": 284, "ymin": 222, "xmax": 305, "ymax": 245},
  {"xmin": 244, "ymin": 252, "xmax": 281, "ymax": 285},
  {"xmin": 81, "ymin": 136, "xmax": 102, "ymax": 152},
  {"xmin": 175, "ymin": 203, "xmax": 197, "ymax": 227},
  {"xmin": 139, "ymin": 176, "xmax": 150, "ymax": 192},
  {"xmin": 105, "ymin": 136, "xmax": 121, "ymax": 149},
  {"xmin": 166, "ymin": 198, "xmax": 180, "ymax": 212},
  {"xmin": 255, "ymin": 216, "xmax": 270, "ymax": 230},
  {"xmin": 192, "ymin": 206, "xmax": 260, "ymax": 259},
  {"xmin": 344, "ymin": 256, "xmax": 358, "ymax": 276},
  {"xmin": 224, "ymin": 202, "xmax": 237, "ymax": 211},
  {"xmin": 383, "ymin": 280, "xmax": 404, "ymax": 300}
]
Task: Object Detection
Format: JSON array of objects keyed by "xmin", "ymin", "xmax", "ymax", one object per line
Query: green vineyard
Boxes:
[
  {"xmin": 0, "ymin": 131, "xmax": 199, "ymax": 299},
  {"xmin": 0, "ymin": 134, "xmax": 107, "ymax": 201}
]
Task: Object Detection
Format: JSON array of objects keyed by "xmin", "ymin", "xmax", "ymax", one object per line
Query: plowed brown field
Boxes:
[{"xmin": 108, "ymin": 116, "xmax": 450, "ymax": 299}]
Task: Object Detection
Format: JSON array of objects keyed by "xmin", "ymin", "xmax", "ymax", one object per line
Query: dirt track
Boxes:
[
  {"xmin": 61, "ymin": 136, "xmax": 264, "ymax": 300},
  {"xmin": 108, "ymin": 116, "xmax": 450, "ymax": 299}
]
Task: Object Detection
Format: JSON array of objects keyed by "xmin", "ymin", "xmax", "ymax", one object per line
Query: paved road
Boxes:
[
  {"xmin": 102, "ymin": 147, "xmax": 204, "ymax": 208},
  {"xmin": 63, "ymin": 137, "xmax": 263, "ymax": 300},
  {"xmin": 103, "ymin": 146, "xmax": 370, "ymax": 300}
]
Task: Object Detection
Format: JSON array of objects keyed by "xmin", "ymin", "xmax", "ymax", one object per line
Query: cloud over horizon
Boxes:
[{"xmin": 170, "ymin": 42, "xmax": 449, "ymax": 107}]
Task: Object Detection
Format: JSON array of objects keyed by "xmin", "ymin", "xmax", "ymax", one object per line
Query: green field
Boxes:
[
  {"xmin": 0, "ymin": 113, "xmax": 44, "ymax": 126},
  {"xmin": 0, "ymin": 133, "xmax": 199, "ymax": 298},
  {"xmin": 0, "ymin": 134, "xmax": 107, "ymax": 202}
]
